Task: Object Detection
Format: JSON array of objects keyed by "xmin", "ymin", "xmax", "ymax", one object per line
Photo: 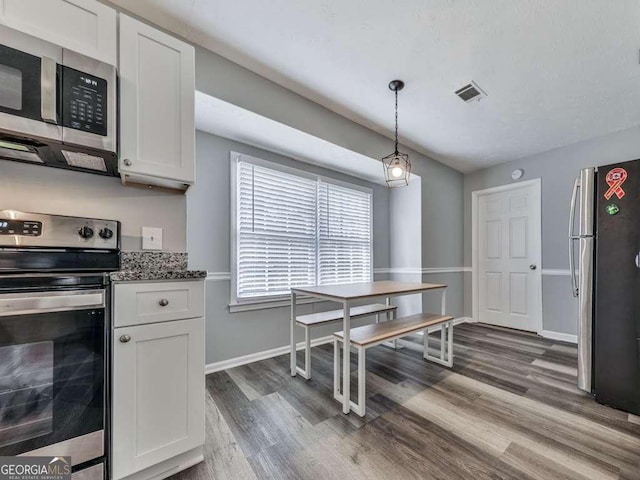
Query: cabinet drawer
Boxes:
[{"xmin": 113, "ymin": 281, "xmax": 204, "ymax": 327}]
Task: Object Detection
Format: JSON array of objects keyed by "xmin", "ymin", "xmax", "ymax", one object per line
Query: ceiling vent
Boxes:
[{"xmin": 455, "ymin": 81, "xmax": 487, "ymax": 103}]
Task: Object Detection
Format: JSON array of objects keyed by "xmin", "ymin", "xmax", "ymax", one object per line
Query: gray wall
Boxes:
[
  {"xmin": 194, "ymin": 45, "xmax": 466, "ymax": 364},
  {"xmin": 188, "ymin": 131, "xmax": 392, "ymax": 363},
  {"xmin": 463, "ymin": 124, "xmax": 640, "ymax": 335},
  {"xmin": 195, "ymin": 45, "xmax": 465, "ymax": 273},
  {"xmin": 0, "ymin": 160, "xmax": 186, "ymax": 250},
  {"xmin": 389, "ymin": 180, "xmax": 422, "ymax": 316}
]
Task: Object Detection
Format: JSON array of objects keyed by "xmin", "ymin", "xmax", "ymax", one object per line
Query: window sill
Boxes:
[{"xmin": 229, "ymin": 295, "xmax": 328, "ymax": 313}]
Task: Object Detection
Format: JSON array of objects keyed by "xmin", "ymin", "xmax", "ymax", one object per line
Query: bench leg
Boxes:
[
  {"xmin": 382, "ymin": 298, "xmax": 400, "ymax": 350},
  {"xmin": 423, "ymin": 326, "xmax": 429, "ymax": 360},
  {"xmin": 424, "ymin": 322, "xmax": 454, "ymax": 368},
  {"xmin": 333, "ymin": 337, "xmax": 341, "ymax": 400},
  {"xmin": 290, "ymin": 291, "xmax": 297, "ymax": 376},
  {"xmin": 446, "ymin": 320, "xmax": 454, "ymax": 367},
  {"xmin": 293, "ymin": 325, "xmax": 312, "ymax": 380},
  {"xmin": 334, "ymin": 339, "xmax": 366, "ymax": 417}
]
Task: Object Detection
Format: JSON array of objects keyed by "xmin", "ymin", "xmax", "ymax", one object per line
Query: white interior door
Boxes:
[{"xmin": 475, "ymin": 181, "xmax": 542, "ymax": 332}]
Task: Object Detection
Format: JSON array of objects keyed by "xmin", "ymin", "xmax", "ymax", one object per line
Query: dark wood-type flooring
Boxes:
[{"xmin": 172, "ymin": 323, "xmax": 640, "ymax": 480}]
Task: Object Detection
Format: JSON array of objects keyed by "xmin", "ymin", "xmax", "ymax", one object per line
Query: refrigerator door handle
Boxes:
[
  {"xmin": 635, "ymin": 252, "xmax": 640, "ymax": 269},
  {"xmin": 569, "ymin": 176, "xmax": 580, "ymax": 297}
]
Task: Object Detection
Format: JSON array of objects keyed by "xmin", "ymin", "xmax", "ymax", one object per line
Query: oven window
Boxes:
[
  {"xmin": 0, "ymin": 341, "xmax": 53, "ymax": 447},
  {"xmin": 0, "ymin": 64, "xmax": 22, "ymax": 110},
  {"xmin": 0, "ymin": 307, "xmax": 104, "ymax": 456}
]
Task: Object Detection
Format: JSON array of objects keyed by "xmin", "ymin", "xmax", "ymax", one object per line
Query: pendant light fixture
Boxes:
[{"xmin": 382, "ymin": 79, "xmax": 411, "ymax": 187}]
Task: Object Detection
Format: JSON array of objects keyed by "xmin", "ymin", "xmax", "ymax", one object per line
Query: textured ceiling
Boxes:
[{"xmin": 110, "ymin": 0, "xmax": 640, "ymax": 172}]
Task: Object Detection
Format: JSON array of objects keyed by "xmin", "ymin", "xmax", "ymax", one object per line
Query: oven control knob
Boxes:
[
  {"xmin": 78, "ymin": 226, "xmax": 94, "ymax": 239},
  {"xmin": 99, "ymin": 227, "xmax": 113, "ymax": 239}
]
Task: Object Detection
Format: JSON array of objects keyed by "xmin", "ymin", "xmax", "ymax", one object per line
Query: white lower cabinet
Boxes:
[{"xmin": 112, "ymin": 282, "xmax": 205, "ymax": 480}]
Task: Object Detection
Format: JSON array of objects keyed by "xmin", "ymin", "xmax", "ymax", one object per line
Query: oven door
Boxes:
[
  {"xmin": 0, "ymin": 25, "xmax": 62, "ymax": 142},
  {"xmin": 0, "ymin": 288, "xmax": 106, "ymax": 467}
]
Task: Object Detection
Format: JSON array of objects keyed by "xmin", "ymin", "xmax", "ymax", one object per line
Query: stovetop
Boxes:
[{"xmin": 0, "ymin": 210, "xmax": 120, "ymax": 273}]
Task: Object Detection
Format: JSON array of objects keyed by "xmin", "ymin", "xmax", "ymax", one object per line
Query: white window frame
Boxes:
[{"xmin": 230, "ymin": 151, "xmax": 373, "ymax": 311}]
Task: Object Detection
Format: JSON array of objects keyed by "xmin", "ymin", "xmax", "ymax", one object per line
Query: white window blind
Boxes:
[
  {"xmin": 235, "ymin": 156, "xmax": 373, "ymax": 300},
  {"xmin": 236, "ymin": 161, "xmax": 317, "ymax": 298},
  {"xmin": 318, "ymin": 182, "xmax": 372, "ymax": 285}
]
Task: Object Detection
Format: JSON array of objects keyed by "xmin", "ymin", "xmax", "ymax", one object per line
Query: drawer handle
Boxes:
[
  {"xmin": 119, "ymin": 334, "xmax": 131, "ymax": 343},
  {"xmin": 159, "ymin": 298, "xmax": 169, "ymax": 307}
]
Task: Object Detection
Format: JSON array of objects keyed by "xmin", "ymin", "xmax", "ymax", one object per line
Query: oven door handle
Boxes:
[{"xmin": 0, "ymin": 289, "xmax": 105, "ymax": 316}]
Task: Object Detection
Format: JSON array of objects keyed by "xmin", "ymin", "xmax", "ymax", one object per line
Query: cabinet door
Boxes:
[
  {"xmin": 119, "ymin": 14, "xmax": 195, "ymax": 187},
  {"xmin": 0, "ymin": 0, "xmax": 116, "ymax": 64},
  {"xmin": 112, "ymin": 318, "xmax": 205, "ymax": 480}
]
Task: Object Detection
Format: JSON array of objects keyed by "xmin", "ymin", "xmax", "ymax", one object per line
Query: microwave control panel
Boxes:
[
  {"xmin": 61, "ymin": 66, "xmax": 108, "ymax": 136},
  {"xmin": 0, "ymin": 220, "xmax": 42, "ymax": 236}
]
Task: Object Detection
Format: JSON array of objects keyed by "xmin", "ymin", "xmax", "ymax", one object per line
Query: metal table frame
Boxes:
[{"xmin": 290, "ymin": 281, "xmax": 448, "ymax": 414}]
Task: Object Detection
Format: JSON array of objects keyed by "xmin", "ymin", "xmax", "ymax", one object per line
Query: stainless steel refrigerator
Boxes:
[{"xmin": 569, "ymin": 159, "xmax": 640, "ymax": 415}]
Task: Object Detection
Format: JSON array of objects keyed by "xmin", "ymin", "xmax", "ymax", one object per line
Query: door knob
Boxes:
[
  {"xmin": 119, "ymin": 334, "xmax": 131, "ymax": 343},
  {"xmin": 529, "ymin": 264, "xmax": 537, "ymax": 270},
  {"xmin": 159, "ymin": 298, "xmax": 169, "ymax": 307}
]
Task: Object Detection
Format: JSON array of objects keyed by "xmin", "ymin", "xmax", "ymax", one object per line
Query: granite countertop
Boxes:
[{"xmin": 109, "ymin": 251, "xmax": 207, "ymax": 282}]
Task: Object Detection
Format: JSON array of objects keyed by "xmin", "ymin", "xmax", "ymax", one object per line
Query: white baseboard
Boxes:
[
  {"xmin": 205, "ymin": 335, "xmax": 334, "ymax": 374},
  {"xmin": 205, "ymin": 317, "xmax": 473, "ymax": 373},
  {"xmin": 540, "ymin": 330, "xmax": 578, "ymax": 344}
]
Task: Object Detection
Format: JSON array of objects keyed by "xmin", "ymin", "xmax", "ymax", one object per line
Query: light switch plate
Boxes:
[{"xmin": 142, "ymin": 227, "xmax": 163, "ymax": 250}]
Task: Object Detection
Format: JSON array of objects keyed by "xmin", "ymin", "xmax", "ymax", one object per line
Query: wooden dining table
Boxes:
[{"xmin": 290, "ymin": 280, "xmax": 448, "ymax": 414}]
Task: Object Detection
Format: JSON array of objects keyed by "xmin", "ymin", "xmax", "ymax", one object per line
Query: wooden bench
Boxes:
[
  {"xmin": 294, "ymin": 303, "xmax": 397, "ymax": 379},
  {"xmin": 333, "ymin": 312, "xmax": 454, "ymax": 416}
]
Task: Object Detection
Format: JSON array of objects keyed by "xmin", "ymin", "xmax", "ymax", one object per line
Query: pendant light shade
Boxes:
[{"xmin": 383, "ymin": 80, "xmax": 410, "ymax": 187}]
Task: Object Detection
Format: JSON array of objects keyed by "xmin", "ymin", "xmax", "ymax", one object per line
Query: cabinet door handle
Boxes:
[
  {"xmin": 123, "ymin": 159, "xmax": 132, "ymax": 167},
  {"xmin": 159, "ymin": 298, "xmax": 169, "ymax": 307},
  {"xmin": 119, "ymin": 334, "xmax": 131, "ymax": 343}
]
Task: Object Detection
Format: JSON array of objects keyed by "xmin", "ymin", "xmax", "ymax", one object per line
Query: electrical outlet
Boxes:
[{"xmin": 142, "ymin": 227, "xmax": 163, "ymax": 250}]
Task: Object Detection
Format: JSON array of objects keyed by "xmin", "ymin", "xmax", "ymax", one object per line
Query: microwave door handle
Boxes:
[
  {"xmin": 41, "ymin": 56, "xmax": 57, "ymax": 124},
  {"xmin": 569, "ymin": 176, "xmax": 580, "ymax": 297}
]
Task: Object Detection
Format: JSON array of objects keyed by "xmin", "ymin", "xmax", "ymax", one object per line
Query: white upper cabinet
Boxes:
[
  {"xmin": 119, "ymin": 14, "xmax": 195, "ymax": 190},
  {"xmin": 0, "ymin": 0, "xmax": 117, "ymax": 64}
]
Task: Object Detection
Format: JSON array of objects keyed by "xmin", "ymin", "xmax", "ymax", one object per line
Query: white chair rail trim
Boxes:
[
  {"xmin": 206, "ymin": 268, "xmax": 576, "ymax": 280},
  {"xmin": 207, "ymin": 272, "xmax": 232, "ymax": 281},
  {"xmin": 206, "ymin": 268, "xmax": 472, "ymax": 280}
]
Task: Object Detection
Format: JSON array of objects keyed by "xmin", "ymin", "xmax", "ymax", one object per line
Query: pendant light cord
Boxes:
[{"xmin": 394, "ymin": 89, "xmax": 399, "ymax": 155}]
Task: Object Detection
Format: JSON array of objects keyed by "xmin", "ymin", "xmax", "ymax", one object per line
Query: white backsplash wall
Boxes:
[{"xmin": 0, "ymin": 160, "xmax": 186, "ymax": 251}]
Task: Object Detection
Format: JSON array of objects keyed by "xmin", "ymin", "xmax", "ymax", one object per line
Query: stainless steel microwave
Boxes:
[{"xmin": 0, "ymin": 25, "xmax": 118, "ymax": 176}]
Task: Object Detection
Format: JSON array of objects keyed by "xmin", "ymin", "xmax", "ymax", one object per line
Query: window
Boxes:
[{"xmin": 233, "ymin": 153, "xmax": 372, "ymax": 301}]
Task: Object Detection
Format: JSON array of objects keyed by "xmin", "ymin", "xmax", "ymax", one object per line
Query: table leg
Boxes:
[
  {"xmin": 290, "ymin": 290, "xmax": 297, "ymax": 376},
  {"xmin": 342, "ymin": 299, "xmax": 351, "ymax": 414}
]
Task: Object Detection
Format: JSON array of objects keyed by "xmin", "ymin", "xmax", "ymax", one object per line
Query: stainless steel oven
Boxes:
[
  {"xmin": 0, "ymin": 25, "xmax": 117, "ymax": 176},
  {"xmin": 0, "ymin": 275, "xmax": 108, "ymax": 480},
  {"xmin": 0, "ymin": 211, "xmax": 120, "ymax": 480}
]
